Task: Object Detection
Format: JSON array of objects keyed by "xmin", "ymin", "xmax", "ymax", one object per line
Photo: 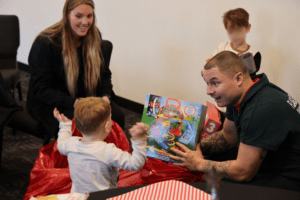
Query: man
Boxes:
[{"xmin": 170, "ymin": 51, "xmax": 300, "ymax": 191}]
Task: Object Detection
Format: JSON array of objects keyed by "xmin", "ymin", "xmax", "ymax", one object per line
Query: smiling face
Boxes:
[
  {"xmin": 202, "ymin": 67, "xmax": 243, "ymax": 107},
  {"xmin": 69, "ymin": 4, "xmax": 94, "ymax": 39}
]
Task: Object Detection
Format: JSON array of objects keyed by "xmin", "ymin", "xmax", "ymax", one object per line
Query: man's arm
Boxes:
[
  {"xmin": 170, "ymin": 117, "xmax": 268, "ymax": 182},
  {"xmin": 201, "ymin": 142, "xmax": 267, "ymax": 181},
  {"xmin": 171, "ymin": 141, "xmax": 268, "ymax": 182},
  {"xmin": 201, "ymin": 118, "xmax": 239, "ymax": 155}
]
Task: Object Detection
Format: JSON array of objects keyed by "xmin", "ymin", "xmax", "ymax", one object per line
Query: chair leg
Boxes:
[
  {"xmin": 0, "ymin": 128, "xmax": 3, "ymax": 173},
  {"xmin": 16, "ymin": 81, "xmax": 22, "ymax": 101},
  {"xmin": 12, "ymin": 81, "xmax": 22, "ymax": 136}
]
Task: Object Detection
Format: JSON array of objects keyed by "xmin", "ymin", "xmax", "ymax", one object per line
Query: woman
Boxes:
[{"xmin": 27, "ymin": 0, "xmax": 125, "ymax": 144}]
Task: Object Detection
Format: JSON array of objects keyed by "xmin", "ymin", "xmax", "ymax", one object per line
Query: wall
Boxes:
[{"xmin": 1, "ymin": 0, "xmax": 300, "ymax": 105}]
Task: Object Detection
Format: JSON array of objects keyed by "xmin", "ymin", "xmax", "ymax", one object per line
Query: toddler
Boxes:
[{"xmin": 54, "ymin": 97, "xmax": 148, "ymax": 194}]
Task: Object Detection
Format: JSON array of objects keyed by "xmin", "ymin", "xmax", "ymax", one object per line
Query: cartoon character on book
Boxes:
[
  {"xmin": 146, "ymin": 97, "xmax": 196, "ymax": 162},
  {"xmin": 147, "ymin": 95, "xmax": 161, "ymax": 117}
]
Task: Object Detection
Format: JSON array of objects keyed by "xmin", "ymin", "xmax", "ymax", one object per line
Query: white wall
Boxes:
[{"xmin": 1, "ymin": 0, "xmax": 300, "ymax": 105}]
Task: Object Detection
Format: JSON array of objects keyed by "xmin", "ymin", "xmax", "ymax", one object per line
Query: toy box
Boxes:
[
  {"xmin": 202, "ymin": 101, "xmax": 221, "ymax": 140},
  {"xmin": 142, "ymin": 94, "xmax": 207, "ymax": 163}
]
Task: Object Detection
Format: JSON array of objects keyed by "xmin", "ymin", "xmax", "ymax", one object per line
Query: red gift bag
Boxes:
[
  {"xmin": 118, "ymin": 157, "xmax": 204, "ymax": 188},
  {"xmin": 23, "ymin": 120, "xmax": 130, "ymax": 200}
]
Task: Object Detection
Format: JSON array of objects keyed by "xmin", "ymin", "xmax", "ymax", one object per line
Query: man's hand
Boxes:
[
  {"xmin": 53, "ymin": 107, "xmax": 71, "ymax": 122},
  {"xmin": 170, "ymin": 142, "xmax": 204, "ymax": 171},
  {"xmin": 129, "ymin": 122, "xmax": 149, "ymax": 141}
]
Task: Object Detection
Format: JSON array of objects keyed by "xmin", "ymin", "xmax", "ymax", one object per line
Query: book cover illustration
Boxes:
[
  {"xmin": 202, "ymin": 101, "xmax": 221, "ymax": 140},
  {"xmin": 142, "ymin": 94, "xmax": 207, "ymax": 163}
]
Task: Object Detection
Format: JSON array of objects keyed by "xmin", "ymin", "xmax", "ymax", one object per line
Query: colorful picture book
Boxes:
[
  {"xmin": 202, "ymin": 101, "xmax": 221, "ymax": 140},
  {"xmin": 141, "ymin": 94, "xmax": 207, "ymax": 163}
]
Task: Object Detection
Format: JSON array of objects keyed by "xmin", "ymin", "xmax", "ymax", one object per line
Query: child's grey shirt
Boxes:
[{"xmin": 57, "ymin": 121, "xmax": 147, "ymax": 194}]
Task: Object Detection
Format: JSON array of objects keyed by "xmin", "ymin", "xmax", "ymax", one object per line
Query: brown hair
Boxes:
[
  {"xmin": 204, "ymin": 51, "xmax": 249, "ymax": 78},
  {"xmin": 223, "ymin": 8, "xmax": 249, "ymax": 30},
  {"xmin": 39, "ymin": 0, "xmax": 103, "ymax": 97},
  {"xmin": 74, "ymin": 97, "xmax": 111, "ymax": 134}
]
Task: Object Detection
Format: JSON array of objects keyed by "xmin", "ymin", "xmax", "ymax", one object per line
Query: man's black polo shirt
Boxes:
[{"xmin": 226, "ymin": 73, "xmax": 300, "ymax": 181}]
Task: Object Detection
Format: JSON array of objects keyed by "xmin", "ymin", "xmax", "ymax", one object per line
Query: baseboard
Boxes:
[{"xmin": 114, "ymin": 95, "xmax": 144, "ymax": 114}]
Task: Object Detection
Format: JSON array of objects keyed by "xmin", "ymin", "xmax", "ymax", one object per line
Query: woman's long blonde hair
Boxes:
[{"xmin": 39, "ymin": 0, "xmax": 102, "ymax": 97}]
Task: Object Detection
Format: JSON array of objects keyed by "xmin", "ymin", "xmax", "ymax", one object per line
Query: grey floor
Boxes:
[{"xmin": 0, "ymin": 72, "xmax": 142, "ymax": 200}]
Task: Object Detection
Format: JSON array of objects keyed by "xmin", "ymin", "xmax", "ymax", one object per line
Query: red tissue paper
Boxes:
[{"xmin": 23, "ymin": 120, "xmax": 130, "ymax": 200}]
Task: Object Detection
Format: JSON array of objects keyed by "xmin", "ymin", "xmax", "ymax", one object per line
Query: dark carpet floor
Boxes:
[{"xmin": 0, "ymin": 72, "xmax": 142, "ymax": 200}]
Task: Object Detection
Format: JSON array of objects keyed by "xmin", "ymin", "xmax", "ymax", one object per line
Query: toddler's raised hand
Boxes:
[
  {"xmin": 53, "ymin": 108, "xmax": 71, "ymax": 122},
  {"xmin": 129, "ymin": 122, "xmax": 149, "ymax": 141}
]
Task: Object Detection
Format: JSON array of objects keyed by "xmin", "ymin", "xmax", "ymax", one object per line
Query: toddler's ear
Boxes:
[{"xmin": 104, "ymin": 120, "xmax": 110, "ymax": 133}]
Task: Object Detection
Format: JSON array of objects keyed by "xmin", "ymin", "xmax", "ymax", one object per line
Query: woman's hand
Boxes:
[
  {"xmin": 73, "ymin": 98, "xmax": 82, "ymax": 108},
  {"xmin": 102, "ymin": 96, "xmax": 110, "ymax": 104}
]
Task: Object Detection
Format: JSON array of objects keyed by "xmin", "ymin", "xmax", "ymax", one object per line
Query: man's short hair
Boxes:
[
  {"xmin": 204, "ymin": 51, "xmax": 249, "ymax": 78},
  {"xmin": 223, "ymin": 8, "xmax": 249, "ymax": 30},
  {"xmin": 74, "ymin": 97, "xmax": 111, "ymax": 134}
]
